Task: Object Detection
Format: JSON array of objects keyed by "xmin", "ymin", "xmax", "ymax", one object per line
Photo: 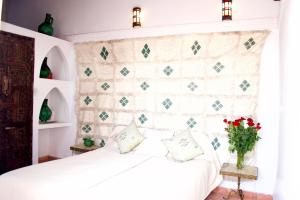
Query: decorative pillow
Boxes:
[
  {"xmin": 114, "ymin": 121, "xmax": 144, "ymax": 154},
  {"xmin": 162, "ymin": 130, "xmax": 204, "ymax": 162}
]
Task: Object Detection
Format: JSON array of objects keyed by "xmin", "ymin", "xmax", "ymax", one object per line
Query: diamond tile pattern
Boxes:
[
  {"xmin": 140, "ymin": 81, "xmax": 150, "ymax": 91},
  {"xmin": 213, "ymin": 62, "xmax": 225, "ymax": 73},
  {"xmin": 101, "ymin": 82, "xmax": 110, "ymax": 91},
  {"xmin": 187, "ymin": 118, "xmax": 197, "ymax": 128},
  {"xmin": 187, "ymin": 82, "xmax": 198, "ymax": 91},
  {"xmin": 100, "ymin": 46, "xmax": 109, "ymax": 60},
  {"xmin": 84, "ymin": 68, "xmax": 92, "ymax": 76},
  {"xmin": 82, "ymin": 124, "xmax": 92, "ymax": 133},
  {"xmin": 162, "ymin": 98, "xmax": 172, "ymax": 109},
  {"xmin": 240, "ymin": 80, "xmax": 250, "ymax": 91},
  {"xmin": 119, "ymin": 97, "xmax": 129, "ymax": 107},
  {"xmin": 141, "ymin": 44, "xmax": 151, "ymax": 58},
  {"xmin": 191, "ymin": 40, "xmax": 201, "ymax": 55},
  {"xmin": 84, "ymin": 96, "xmax": 92, "ymax": 105},
  {"xmin": 211, "ymin": 137, "xmax": 221, "ymax": 150},
  {"xmin": 120, "ymin": 67, "xmax": 130, "ymax": 76},
  {"xmin": 99, "ymin": 111, "xmax": 109, "ymax": 121},
  {"xmin": 163, "ymin": 66, "xmax": 173, "ymax": 76},
  {"xmin": 212, "ymin": 100, "xmax": 223, "ymax": 111},
  {"xmin": 244, "ymin": 37, "xmax": 256, "ymax": 50},
  {"xmin": 138, "ymin": 114, "xmax": 148, "ymax": 124}
]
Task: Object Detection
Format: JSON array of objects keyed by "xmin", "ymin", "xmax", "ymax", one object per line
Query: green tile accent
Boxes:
[
  {"xmin": 213, "ymin": 62, "xmax": 225, "ymax": 73},
  {"xmin": 84, "ymin": 67, "xmax": 92, "ymax": 76},
  {"xmin": 84, "ymin": 96, "xmax": 92, "ymax": 105},
  {"xmin": 99, "ymin": 111, "xmax": 109, "ymax": 121},
  {"xmin": 187, "ymin": 82, "xmax": 198, "ymax": 91},
  {"xmin": 212, "ymin": 100, "xmax": 223, "ymax": 111},
  {"xmin": 191, "ymin": 40, "xmax": 201, "ymax": 55},
  {"xmin": 162, "ymin": 98, "xmax": 172, "ymax": 109},
  {"xmin": 163, "ymin": 66, "xmax": 173, "ymax": 76},
  {"xmin": 140, "ymin": 81, "xmax": 150, "ymax": 91},
  {"xmin": 120, "ymin": 67, "xmax": 130, "ymax": 76},
  {"xmin": 138, "ymin": 114, "xmax": 148, "ymax": 124},
  {"xmin": 141, "ymin": 44, "xmax": 151, "ymax": 58},
  {"xmin": 187, "ymin": 118, "xmax": 197, "ymax": 128},
  {"xmin": 82, "ymin": 124, "xmax": 92, "ymax": 133},
  {"xmin": 211, "ymin": 137, "xmax": 221, "ymax": 150},
  {"xmin": 100, "ymin": 46, "xmax": 109, "ymax": 60},
  {"xmin": 101, "ymin": 82, "xmax": 110, "ymax": 91},
  {"xmin": 119, "ymin": 97, "xmax": 129, "ymax": 107},
  {"xmin": 240, "ymin": 80, "xmax": 250, "ymax": 91},
  {"xmin": 244, "ymin": 37, "xmax": 256, "ymax": 50}
]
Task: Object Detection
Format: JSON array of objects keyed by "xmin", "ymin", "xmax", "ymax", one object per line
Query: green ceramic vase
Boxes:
[
  {"xmin": 39, "ymin": 57, "xmax": 52, "ymax": 79},
  {"xmin": 39, "ymin": 99, "xmax": 52, "ymax": 122},
  {"xmin": 38, "ymin": 13, "xmax": 54, "ymax": 36}
]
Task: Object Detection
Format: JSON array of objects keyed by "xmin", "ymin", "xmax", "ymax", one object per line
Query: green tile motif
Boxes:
[
  {"xmin": 101, "ymin": 82, "xmax": 110, "ymax": 91},
  {"xmin": 100, "ymin": 46, "xmax": 109, "ymax": 60},
  {"xmin": 141, "ymin": 44, "xmax": 151, "ymax": 58},
  {"xmin": 84, "ymin": 67, "xmax": 92, "ymax": 76},
  {"xmin": 244, "ymin": 38, "xmax": 256, "ymax": 50},
  {"xmin": 163, "ymin": 66, "xmax": 173, "ymax": 76},
  {"xmin": 138, "ymin": 114, "xmax": 148, "ymax": 124},
  {"xmin": 211, "ymin": 137, "xmax": 221, "ymax": 150},
  {"xmin": 187, "ymin": 82, "xmax": 198, "ymax": 91},
  {"xmin": 213, "ymin": 62, "xmax": 225, "ymax": 73},
  {"xmin": 120, "ymin": 67, "xmax": 130, "ymax": 76},
  {"xmin": 119, "ymin": 97, "xmax": 129, "ymax": 107},
  {"xmin": 99, "ymin": 111, "xmax": 109, "ymax": 121},
  {"xmin": 84, "ymin": 96, "xmax": 92, "ymax": 105},
  {"xmin": 240, "ymin": 80, "xmax": 250, "ymax": 91},
  {"xmin": 82, "ymin": 124, "xmax": 92, "ymax": 133},
  {"xmin": 187, "ymin": 118, "xmax": 197, "ymax": 128},
  {"xmin": 140, "ymin": 81, "xmax": 150, "ymax": 91},
  {"xmin": 212, "ymin": 100, "xmax": 223, "ymax": 111},
  {"xmin": 191, "ymin": 40, "xmax": 201, "ymax": 55},
  {"xmin": 162, "ymin": 98, "xmax": 172, "ymax": 109}
]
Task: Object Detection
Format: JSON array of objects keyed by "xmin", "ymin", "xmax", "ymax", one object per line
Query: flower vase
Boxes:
[
  {"xmin": 237, "ymin": 152, "xmax": 245, "ymax": 169},
  {"xmin": 39, "ymin": 99, "xmax": 52, "ymax": 122},
  {"xmin": 38, "ymin": 13, "xmax": 54, "ymax": 36}
]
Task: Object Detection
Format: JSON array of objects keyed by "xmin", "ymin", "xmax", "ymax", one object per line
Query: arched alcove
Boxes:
[{"xmin": 39, "ymin": 46, "xmax": 70, "ymax": 81}]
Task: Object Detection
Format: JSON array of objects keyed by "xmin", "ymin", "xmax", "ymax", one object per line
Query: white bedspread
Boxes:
[{"xmin": 0, "ymin": 147, "xmax": 222, "ymax": 200}]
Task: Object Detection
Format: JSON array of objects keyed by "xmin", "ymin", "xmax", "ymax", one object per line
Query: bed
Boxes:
[{"xmin": 0, "ymin": 128, "xmax": 222, "ymax": 200}]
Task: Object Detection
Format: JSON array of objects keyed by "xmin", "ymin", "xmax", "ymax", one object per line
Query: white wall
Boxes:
[
  {"xmin": 3, "ymin": 0, "xmax": 280, "ymax": 37},
  {"xmin": 274, "ymin": 0, "xmax": 300, "ymax": 199}
]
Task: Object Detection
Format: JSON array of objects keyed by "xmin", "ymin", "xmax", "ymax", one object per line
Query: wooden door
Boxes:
[{"xmin": 0, "ymin": 31, "xmax": 34, "ymax": 174}]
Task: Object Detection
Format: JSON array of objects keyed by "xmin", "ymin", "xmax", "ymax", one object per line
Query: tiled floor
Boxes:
[{"xmin": 205, "ymin": 187, "xmax": 272, "ymax": 200}]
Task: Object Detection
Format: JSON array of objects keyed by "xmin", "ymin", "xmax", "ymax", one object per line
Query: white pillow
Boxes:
[
  {"xmin": 162, "ymin": 130, "xmax": 204, "ymax": 162},
  {"xmin": 135, "ymin": 129, "xmax": 173, "ymax": 157},
  {"xmin": 114, "ymin": 121, "xmax": 144, "ymax": 154}
]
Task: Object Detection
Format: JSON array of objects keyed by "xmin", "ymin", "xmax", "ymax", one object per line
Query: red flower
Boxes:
[
  {"xmin": 247, "ymin": 118, "xmax": 253, "ymax": 122},
  {"xmin": 233, "ymin": 120, "xmax": 240, "ymax": 127},
  {"xmin": 223, "ymin": 119, "xmax": 228, "ymax": 123},
  {"xmin": 256, "ymin": 123, "xmax": 261, "ymax": 130},
  {"xmin": 247, "ymin": 121, "xmax": 255, "ymax": 127},
  {"xmin": 227, "ymin": 121, "xmax": 232, "ymax": 124},
  {"xmin": 240, "ymin": 117, "xmax": 246, "ymax": 121}
]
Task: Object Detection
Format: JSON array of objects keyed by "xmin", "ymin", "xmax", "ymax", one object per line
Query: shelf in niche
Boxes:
[
  {"xmin": 38, "ymin": 122, "xmax": 72, "ymax": 130},
  {"xmin": 39, "ymin": 46, "xmax": 69, "ymax": 81}
]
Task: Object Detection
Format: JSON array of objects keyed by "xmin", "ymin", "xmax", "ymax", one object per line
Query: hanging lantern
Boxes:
[
  {"xmin": 222, "ymin": 0, "xmax": 232, "ymax": 21},
  {"xmin": 133, "ymin": 7, "xmax": 141, "ymax": 28}
]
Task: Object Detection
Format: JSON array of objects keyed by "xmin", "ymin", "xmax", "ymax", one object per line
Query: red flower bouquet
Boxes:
[{"xmin": 224, "ymin": 117, "xmax": 261, "ymax": 169}]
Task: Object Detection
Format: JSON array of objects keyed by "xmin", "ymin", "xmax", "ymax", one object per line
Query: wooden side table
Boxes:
[
  {"xmin": 70, "ymin": 144, "xmax": 100, "ymax": 154},
  {"xmin": 220, "ymin": 163, "xmax": 258, "ymax": 200}
]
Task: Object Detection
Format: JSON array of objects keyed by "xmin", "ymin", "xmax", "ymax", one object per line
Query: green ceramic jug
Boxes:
[
  {"xmin": 38, "ymin": 13, "xmax": 54, "ymax": 36},
  {"xmin": 39, "ymin": 57, "xmax": 52, "ymax": 79},
  {"xmin": 39, "ymin": 99, "xmax": 52, "ymax": 122}
]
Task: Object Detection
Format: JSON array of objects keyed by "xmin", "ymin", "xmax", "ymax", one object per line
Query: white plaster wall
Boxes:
[
  {"xmin": 274, "ymin": 0, "xmax": 300, "ymax": 199},
  {"xmin": 3, "ymin": 0, "xmax": 280, "ymax": 37}
]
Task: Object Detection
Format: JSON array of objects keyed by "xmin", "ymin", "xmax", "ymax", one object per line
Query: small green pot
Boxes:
[{"xmin": 83, "ymin": 138, "xmax": 94, "ymax": 147}]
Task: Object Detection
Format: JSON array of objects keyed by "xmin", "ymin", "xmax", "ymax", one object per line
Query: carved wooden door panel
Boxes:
[{"xmin": 0, "ymin": 31, "xmax": 34, "ymax": 174}]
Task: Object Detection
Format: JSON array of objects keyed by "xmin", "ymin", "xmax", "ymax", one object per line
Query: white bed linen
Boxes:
[{"xmin": 0, "ymin": 146, "xmax": 222, "ymax": 200}]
